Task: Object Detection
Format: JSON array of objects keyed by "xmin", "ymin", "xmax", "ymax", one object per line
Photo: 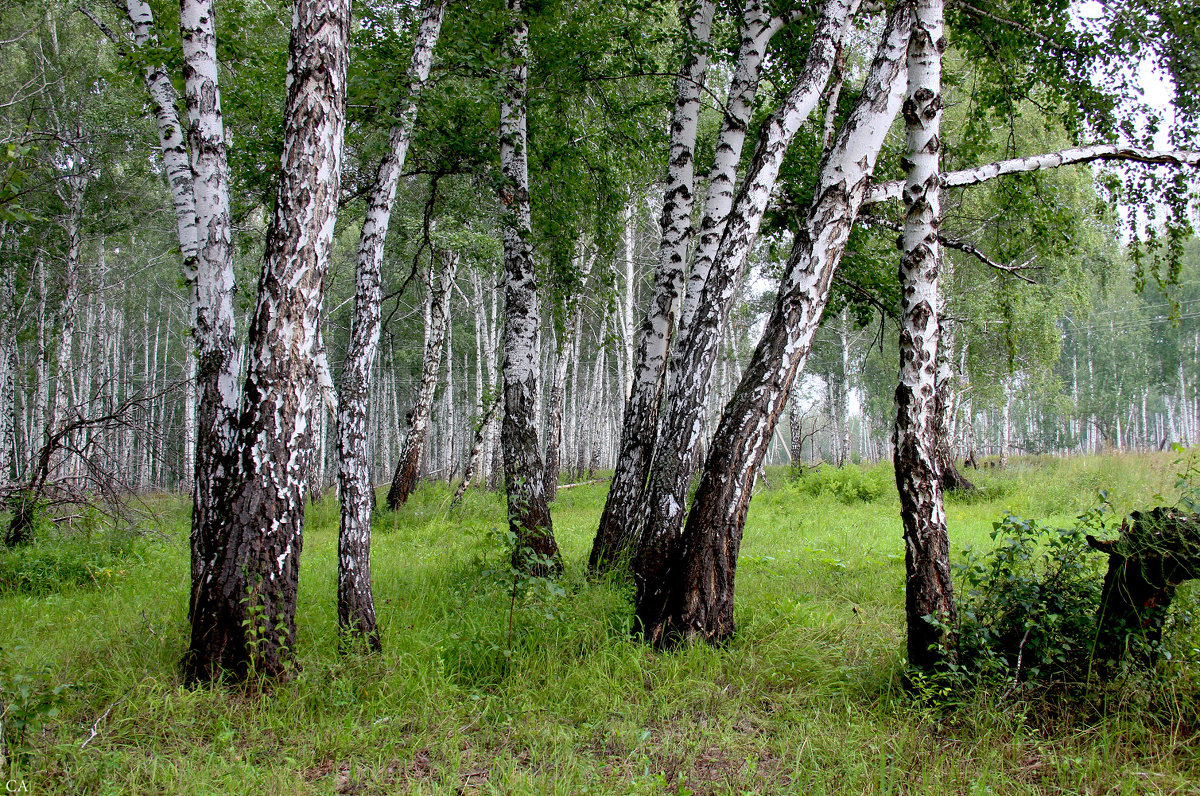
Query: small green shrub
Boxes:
[
  {"xmin": 0, "ymin": 647, "xmax": 72, "ymax": 763},
  {"xmin": 953, "ymin": 498, "xmax": 1112, "ymax": 684},
  {"xmin": 0, "ymin": 526, "xmax": 143, "ymax": 596},
  {"xmin": 789, "ymin": 462, "xmax": 894, "ymax": 504}
]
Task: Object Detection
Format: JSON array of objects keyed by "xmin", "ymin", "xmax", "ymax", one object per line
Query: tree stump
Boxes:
[{"xmin": 1087, "ymin": 507, "xmax": 1200, "ymax": 670}]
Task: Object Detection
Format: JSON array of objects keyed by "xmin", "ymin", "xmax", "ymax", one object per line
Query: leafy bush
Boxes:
[
  {"xmin": 789, "ymin": 462, "xmax": 894, "ymax": 504},
  {"xmin": 953, "ymin": 499, "xmax": 1112, "ymax": 684},
  {"xmin": 0, "ymin": 525, "xmax": 142, "ymax": 596},
  {"xmin": 0, "ymin": 647, "xmax": 72, "ymax": 763}
]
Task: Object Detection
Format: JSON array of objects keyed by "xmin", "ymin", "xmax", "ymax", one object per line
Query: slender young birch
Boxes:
[
  {"xmin": 387, "ymin": 249, "xmax": 459, "ymax": 509},
  {"xmin": 337, "ymin": 1, "xmax": 446, "ymax": 644},
  {"xmin": 125, "ymin": 0, "xmax": 198, "ymax": 263},
  {"xmin": 498, "ymin": 0, "xmax": 561, "ymax": 575},
  {"xmin": 454, "ymin": 391, "xmax": 501, "ymax": 506},
  {"xmin": 47, "ymin": 174, "xmax": 86, "ymax": 484},
  {"xmin": 633, "ymin": 0, "xmax": 858, "ymax": 587},
  {"xmin": 680, "ymin": 0, "xmax": 784, "ymax": 333},
  {"xmin": 634, "ymin": 3, "xmax": 911, "ymax": 646},
  {"xmin": 891, "ymin": 0, "xmax": 957, "ymax": 671},
  {"xmin": 589, "ymin": 0, "xmax": 715, "ymax": 573},
  {"xmin": 931, "ymin": 271, "xmax": 974, "ymax": 492},
  {"xmin": 337, "ymin": 1, "xmax": 444, "ymax": 641},
  {"xmin": 545, "ymin": 251, "xmax": 593, "ymax": 501},
  {"xmin": 186, "ymin": 0, "xmax": 352, "ymax": 682},
  {"xmin": 178, "ymin": 0, "xmax": 240, "ymax": 620},
  {"xmin": 0, "ymin": 241, "xmax": 14, "ymax": 491}
]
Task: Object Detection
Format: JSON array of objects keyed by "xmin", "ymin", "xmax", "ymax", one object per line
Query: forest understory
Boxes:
[{"xmin": 2, "ymin": 451, "xmax": 1199, "ymax": 795}]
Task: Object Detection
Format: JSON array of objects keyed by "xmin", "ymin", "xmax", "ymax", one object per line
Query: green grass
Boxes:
[{"xmin": 2, "ymin": 451, "xmax": 1199, "ymax": 794}]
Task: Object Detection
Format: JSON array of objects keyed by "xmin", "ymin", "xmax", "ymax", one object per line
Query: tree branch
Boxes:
[
  {"xmin": 859, "ymin": 213, "xmax": 1039, "ymax": 284},
  {"xmin": 866, "ymin": 145, "xmax": 1200, "ymax": 205}
]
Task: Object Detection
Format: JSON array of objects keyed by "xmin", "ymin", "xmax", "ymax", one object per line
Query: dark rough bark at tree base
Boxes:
[
  {"xmin": 386, "ymin": 438, "xmax": 423, "ymax": 509},
  {"xmin": 186, "ymin": 0, "xmax": 351, "ymax": 684},
  {"xmin": 1087, "ymin": 507, "xmax": 1200, "ymax": 671},
  {"xmin": 588, "ymin": 0, "xmax": 716, "ymax": 577},
  {"xmin": 938, "ymin": 459, "xmax": 975, "ymax": 492}
]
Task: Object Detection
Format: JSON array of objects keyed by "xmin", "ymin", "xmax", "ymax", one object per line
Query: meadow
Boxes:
[{"xmin": 1, "ymin": 452, "xmax": 1199, "ymax": 794}]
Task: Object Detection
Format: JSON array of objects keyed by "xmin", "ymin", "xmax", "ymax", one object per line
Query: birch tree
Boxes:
[
  {"xmin": 174, "ymin": 0, "xmax": 241, "ymax": 620},
  {"xmin": 588, "ymin": 0, "xmax": 715, "ymax": 572},
  {"xmin": 186, "ymin": 0, "xmax": 352, "ymax": 682},
  {"xmin": 498, "ymin": 0, "xmax": 560, "ymax": 575},
  {"xmin": 592, "ymin": 0, "xmax": 857, "ymax": 572},
  {"xmin": 891, "ymin": 0, "xmax": 957, "ymax": 672},
  {"xmin": 337, "ymin": 0, "xmax": 446, "ymax": 647},
  {"xmin": 634, "ymin": 2, "xmax": 910, "ymax": 646},
  {"xmin": 629, "ymin": 0, "xmax": 860, "ymax": 588},
  {"xmin": 387, "ymin": 248, "xmax": 458, "ymax": 508}
]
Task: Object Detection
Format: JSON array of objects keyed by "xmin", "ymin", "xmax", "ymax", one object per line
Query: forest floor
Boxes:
[{"xmin": 2, "ymin": 451, "xmax": 1199, "ymax": 794}]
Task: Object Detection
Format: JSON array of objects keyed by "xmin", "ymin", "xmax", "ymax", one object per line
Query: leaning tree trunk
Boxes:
[
  {"xmin": 633, "ymin": 3, "xmax": 910, "ymax": 648},
  {"xmin": 185, "ymin": 0, "xmax": 351, "ymax": 683},
  {"xmin": 453, "ymin": 390, "xmax": 502, "ymax": 506},
  {"xmin": 387, "ymin": 249, "xmax": 459, "ymax": 509},
  {"xmin": 124, "ymin": 0, "xmax": 199, "ymax": 263},
  {"xmin": 337, "ymin": 0, "xmax": 446, "ymax": 647},
  {"xmin": 633, "ymin": 0, "xmax": 858, "ymax": 603},
  {"xmin": 177, "ymin": 0, "xmax": 242, "ymax": 621},
  {"xmin": 498, "ymin": 0, "xmax": 561, "ymax": 576},
  {"xmin": 679, "ymin": 0, "xmax": 783, "ymax": 333},
  {"xmin": 589, "ymin": 0, "xmax": 715, "ymax": 574},
  {"xmin": 893, "ymin": 0, "xmax": 957, "ymax": 673}
]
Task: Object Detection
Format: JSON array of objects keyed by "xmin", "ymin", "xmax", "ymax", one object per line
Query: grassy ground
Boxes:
[{"xmin": 2, "ymin": 451, "xmax": 1199, "ymax": 794}]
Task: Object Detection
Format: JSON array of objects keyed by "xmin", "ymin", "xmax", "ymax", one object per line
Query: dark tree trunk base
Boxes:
[
  {"xmin": 938, "ymin": 459, "xmax": 975, "ymax": 493},
  {"xmin": 1087, "ymin": 507, "xmax": 1200, "ymax": 672}
]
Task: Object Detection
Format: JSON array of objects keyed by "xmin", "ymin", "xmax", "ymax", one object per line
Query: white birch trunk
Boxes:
[
  {"xmin": 632, "ymin": 3, "xmax": 910, "ymax": 646},
  {"xmin": 637, "ymin": 0, "xmax": 859, "ymax": 570},
  {"xmin": 179, "ymin": 0, "xmax": 242, "ymax": 618},
  {"xmin": 589, "ymin": 0, "xmax": 716, "ymax": 571},
  {"xmin": 187, "ymin": 0, "xmax": 352, "ymax": 682},
  {"xmin": 892, "ymin": 0, "xmax": 956, "ymax": 670},
  {"xmin": 680, "ymin": 0, "xmax": 784, "ymax": 332},
  {"xmin": 387, "ymin": 250, "xmax": 458, "ymax": 508},
  {"xmin": 337, "ymin": 0, "xmax": 446, "ymax": 645},
  {"xmin": 497, "ymin": 0, "xmax": 560, "ymax": 574}
]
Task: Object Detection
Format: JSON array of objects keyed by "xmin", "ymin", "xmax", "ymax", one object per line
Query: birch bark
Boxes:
[
  {"xmin": 633, "ymin": 3, "xmax": 910, "ymax": 647},
  {"xmin": 891, "ymin": 0, "xmax": 957, "ymax": 671},
  {"xmin": 178, "ymin": 0, "xmax": 241, "ymax": 620},
  {"xmin": 634, "ymin": 0, "xmax": 858, "ymax": 586},
  {"xmin": 866, "ymin": 146, "xmax": 1200, "ymax": 205},
  {"xmin": 680, "ymin": 0, "xmax": 783, "ymax": 332},
  {"xmin": 0, "ymin": 246, "xmax": 14, "ymax": 489},
  {"xmin": 544, "ymin": 252, "xmax": 593, "ymax": 501},
  {"xmin": 186, "ymin": 0, "xmax": 352, "ymax": 682},
  {"xmin": 125, "ymin": 0, "xmax": 198, "ymax": 263},
  {"xmin": 387, "ymin": 250, "xmax": 459, "ymax": 508},
  {"xmin": 589, "ymin": 0, "xmax": 715, "ymax": 573},
  {"xmin": 497, "ymin": 0, "xmax": 560, "ymax": 575},
  {"xmin": 334, "ymin": 0, "xmax": 444, "ymax": 645}
]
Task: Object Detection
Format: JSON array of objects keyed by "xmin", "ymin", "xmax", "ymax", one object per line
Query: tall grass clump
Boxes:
[{"xmin": 789, "ymin": 461, "xmax": 895, "ymax": 504}]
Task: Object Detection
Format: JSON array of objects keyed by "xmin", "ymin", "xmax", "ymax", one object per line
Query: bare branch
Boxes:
[
  {"xmin": 867, "ymin": 145, "xmax": 1200, "ymax": 205},
  {"xmin": 859, "ymin": 213, "xmax": 1039, "ymax": 283}
]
